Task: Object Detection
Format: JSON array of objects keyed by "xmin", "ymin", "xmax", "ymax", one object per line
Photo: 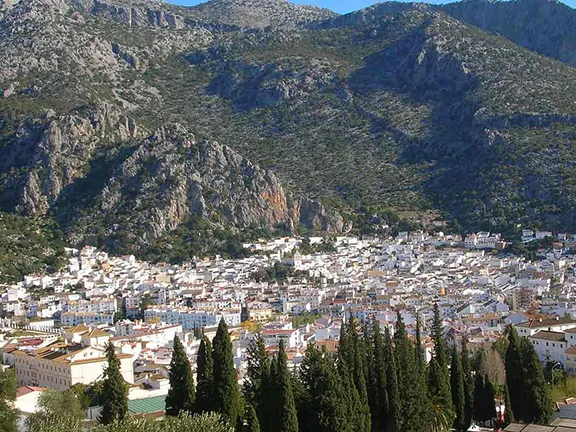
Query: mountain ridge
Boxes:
[{"xmin": 3, "ymin": 0, "xmax": 576, "ymax": 262}]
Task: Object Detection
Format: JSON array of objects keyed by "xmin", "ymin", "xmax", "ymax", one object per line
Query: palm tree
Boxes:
[{"xmin": 430, "ymin": 395, "xmax": 456, "ymax": 432}]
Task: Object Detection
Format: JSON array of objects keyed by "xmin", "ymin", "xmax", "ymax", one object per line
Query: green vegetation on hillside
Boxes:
[{"xmin": 0, "ymin": 213, "xmax": 66, "ymax": 284}]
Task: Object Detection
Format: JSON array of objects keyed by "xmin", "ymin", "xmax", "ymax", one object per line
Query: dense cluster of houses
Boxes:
[{"xmin": 4, "ymin": 230, "xmax": 576, "ymax": 418}]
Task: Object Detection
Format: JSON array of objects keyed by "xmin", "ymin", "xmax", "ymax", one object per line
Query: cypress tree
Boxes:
[
  {"xmin": 166, "ymin": 335, "xmax": 196, "ymax": 416},
  {"xmin": 461, "ymin": 338, "xmax": 474, "ymax": 430},
  {"xmin": 394, "ymin": 312, "xmax": 432, "ymax": 431},
  {"xmin": 430, "ymin": 303, "xmax": 451, "ymax": 404},
  {"xmin": 450, "ymin": 347, "xmax": 466, "ymax": 431},
  {"xmin": 363, "ymin": 319, "xmax": 378, "ymax": 432},
  {"xmin": 212, "ymin": 319, "xmax": 241, "ymax": 426},
  {"xmin": 483, "ymin": 376, "xmax": 496, "ymax": 425},
  {"xmin": 244, "ymin": 333, "xmax": 270, "ymax": 414},
  {"xmin": 385, "ymin": 327, "xmax": 400, "ymax": 432},
  {"xmin": 505, "ymin": 326, "xmax": 525, "ymax": 421},
  {"xmin": 337, "ymin": 315, "xmax": 371, "ymax": 432},
  {"xmin": 99, "ymin": 343, "xmax": 128, "ymax": 425},
  {"xmin": 473, "ymin": 373, "xmax": 485, "ymax": 424},
  {"xmin": 300, "ymin": 345, "xmax": 353, "ymax": 432},
  {"xmin": 274, "ymin": 340, "xmax": 299, "ymax": 432},
  {"xmin": 245, "ymin": 403, "xmax": 261, "ymax": 432},
  {"xmin": 520, "ymin": 338, "xmax": 553, "ymax": 424},
  {"xmin": 503, "ymin": 384, "xmax": 514, "ymax": 425},
  {"xmin": 415, "ymin": 314, "xmax": 425, "ymax": 373},
  {"xmin": 196, "ymin": 336, "xmax": 214, "ymax": 413},
  {"xmin": 373, "ymin": 320, "xmax": 389, "ymax": 431}
]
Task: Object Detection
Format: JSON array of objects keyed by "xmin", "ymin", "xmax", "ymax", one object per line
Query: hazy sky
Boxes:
[{"xmin": 169, "ymin": 0, "xmax": 576, "ymax": 14}]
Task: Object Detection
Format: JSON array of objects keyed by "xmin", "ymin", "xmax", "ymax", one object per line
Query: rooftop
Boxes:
[{"xmin": 529, "ymin": 331, "xmax": 566, "ymax": 342}]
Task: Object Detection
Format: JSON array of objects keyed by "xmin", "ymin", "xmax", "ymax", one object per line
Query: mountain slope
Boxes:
[
  {"xmin": 2, "ymin": 0, "xmax": 576, "ymax": 260},
  {"xmin": 443, "ymin": 0, "xmax": 576, "ymax": 67}
]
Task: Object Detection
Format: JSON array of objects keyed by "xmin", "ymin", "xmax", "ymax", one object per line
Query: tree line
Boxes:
[
  {"xmin": 164, "ymin": 303, "xmax": 554, "ymax": 432},
  {"xmin": 0, "ymin": 304, "xmax": 555, "ymax": 432}
]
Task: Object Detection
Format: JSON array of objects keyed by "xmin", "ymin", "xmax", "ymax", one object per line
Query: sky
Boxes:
[{"xmin": 170, "ymin": 0, "xmax": 576, "ymax": 14}]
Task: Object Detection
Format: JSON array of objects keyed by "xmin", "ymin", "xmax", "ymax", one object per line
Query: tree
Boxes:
[
  {"xmin": 245, "ymin": 403, "xmax": 261, "ymax": 432},
  {"xmin": 385, "ymin": 327, "xmax": 401, "ymax": 432},
  {"xmin": 482, "ymin": 376, "xmax": 496, "ymax": 426},
  {"xmin": 243, "ymin": 333, "xmax": 269, "ymax": 415},
  {"xmin": 212, "ymin": 319, "xmax": 241, "ymax": 426},
  {"xmin": 337, "ymin": 314, "xmax": 370, "ymax": 432},
  {"xmin": 197, "ymin": 336, "xmax": 214, "ymax": 414},
  {"xmin": 372, "ymin": 320, "xmax": 389, "ymax": 431},
  {"xmin": 520, "ymin": 338, "xmax": 553, "ymax": 424},
  {"xmin": 166, "ymin": 336, "xmax": 196, "ymax": 416},
  {"xmin": 394, "ymin": 312, "xmax": 433, "ymax": 431},
  {"xmin": 299, "ymin": 345, "xmax": 352, "ymax": 432},
  {"xmin": 429, "ymin": 303, "xmax": 451, "ymax": 405},
  {"xmin": 473, "ymin": 373, "xmax": 486, "ymax": 424},
  {"xmin": 505, "ymin": 326, "xmax": 525, "ymax": 421},
  {"xmin": 460, "ymin": 338, "xmax": 474, "ymax": 430},
  {"xmin": 93, "ymin": 412, "xmax": 234, "ymax": 432},
  {"xmin": 99, "ymin": 343, "xmax": 128, "ymax": 425},
  {"xmin": 0, "ymin": 368, "xmax": 18, "ymax": 432},
  {"xmin": 450, "ymin": 347, "xmax": 466, "ymax": 431},
  {"xmin": 478, "ymin": 349, "xmax": 506, "ymax": 385},
  {"xmin": 27, "ymin": 389, "xmax": 84, "ymax": 432},
  {"xmin": 415, "ymin": 314, "xmax": 425, "ymax": 373},
  {"xmin": 503, "ymin": 384, "xmax": 514, "ymax": 426},
  {"xmin": 273, "ymin": 340, "xmax": 299, "ymax": 432}
]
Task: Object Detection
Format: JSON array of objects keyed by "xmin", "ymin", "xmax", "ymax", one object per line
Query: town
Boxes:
[{"xmin": 2, "ymin": 229, "xmax": 576, "ymax": 427}]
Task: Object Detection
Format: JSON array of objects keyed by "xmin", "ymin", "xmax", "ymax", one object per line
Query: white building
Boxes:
[
  {"xmin": 12, "ymin": 342, "xmax": 134, "ymax": 390},
  {"xmin": 144, "ymin": 307, "xmax": 241, "ymax": 330}
]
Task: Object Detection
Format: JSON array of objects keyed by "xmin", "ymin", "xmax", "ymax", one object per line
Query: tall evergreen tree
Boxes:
[
  {"xmin": 99, "ymin": 343, "xmax": 128, "ymax": 425},
  {"xmin": 415, "ymin": 314, "xmax": 425, "ymax": 373},
  {"xmin": 505, "ymin": 326, "xmax": 525, "ymax": 421},
  {"xmin": 460, "ymin": 338, "xmax": 474, "ymax": 430},
  {"xmin": 450, "ymin": 347, "xmax": 466, "ymax": 431},
  {"xmin": 363, "ymin": 319, "xmax": 378, "ymax": 432},
  {"xmin": 429, "ymin": 303, "xmax": 451, "ymax": 405},
  {"xmin": 503, "ymin": 384, "xmax": 514, "ymax": 426},
  {"xmin": 373, "ymin": 320, "xmax": 389, "ymax": 431},
  {"xmin": 245, "ymin": 403, "xmax": 261, "ymax": 432},
  {"xmin": 196, "ymin": 336, "xmax": 214, "ymax": 413},
  {"xmin": 166, "ymin": 336, "xmax": 196, "ymax": 416},
  {"xmin": 472, "ymin": 373, "xmax": 486, "ymax": 424},
  {"xmin": 337, "ymin": 314, "xmax": 371, "ymax": 432},
  {"xmin": 385, "ymin": 327, "xmax": 400, "ymax": 432},
  {"xmin": 212, "ymin": 319, "xmax": 241, "ymax": 427},
  {"xmin": 394, "ymin": 312, "xmax": 433, "ymax": 431},
  {"xmin": 300, "ymin": 345, "xmax": 353, "ymax": 432},
  {"xmin": 520, "ymin": 338, "xmax": 553, "ymax": 424},
  {"xmin": 273, "ymin": 340, "xmax": 299, "ymax": 432},
  {"xmin": 483, "ymin": 376, "xmax": 497, "ymax": 425},
  {"xmin": 244, "ymin": 333, "xmax": 270, "ymax": 414}
]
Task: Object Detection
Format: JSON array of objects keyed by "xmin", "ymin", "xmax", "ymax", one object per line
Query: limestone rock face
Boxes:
[{"xmin": 69, "ymin": 123, "xmax": 343, "ymax": 250}]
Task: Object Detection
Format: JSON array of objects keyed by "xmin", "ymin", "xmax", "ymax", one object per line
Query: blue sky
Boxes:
[{"xmin": 170, "ymin": 0, "xmax": 575, "ymax": 14}]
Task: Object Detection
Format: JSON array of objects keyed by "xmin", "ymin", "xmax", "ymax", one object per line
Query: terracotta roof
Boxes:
[
  {"xmin": 67, "ymin": 324, "xmax": 90, "ymax": 334},
  {"xmin": 529, "ymin": 331, "xmax": 566, "ymax": 342},
  {"xmin": 518, "ymin": 318, "xmax": 576, "ymax": 328},
  {"xmin": 16, "ymin": 386, "xmax": 47, "ymax": 398}
]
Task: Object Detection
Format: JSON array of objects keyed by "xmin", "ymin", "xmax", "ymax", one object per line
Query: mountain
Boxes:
[
  {"xmin": 2, "ymin": 0, "xmax": 576, "ymax": 262},
  {"xmin": 443, "ymin": 0, "xmax": 576, "ymax": 67}
]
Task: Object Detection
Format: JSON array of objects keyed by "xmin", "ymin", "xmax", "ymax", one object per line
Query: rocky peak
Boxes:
[{"xmin": 188, "ymin": 0, "xmax": 337, "ymax": 28}]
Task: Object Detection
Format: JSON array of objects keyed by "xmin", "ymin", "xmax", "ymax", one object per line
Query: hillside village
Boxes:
[{"xmin": 3, "ymin": 229, "xmax": 576, "ymax": 417}]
